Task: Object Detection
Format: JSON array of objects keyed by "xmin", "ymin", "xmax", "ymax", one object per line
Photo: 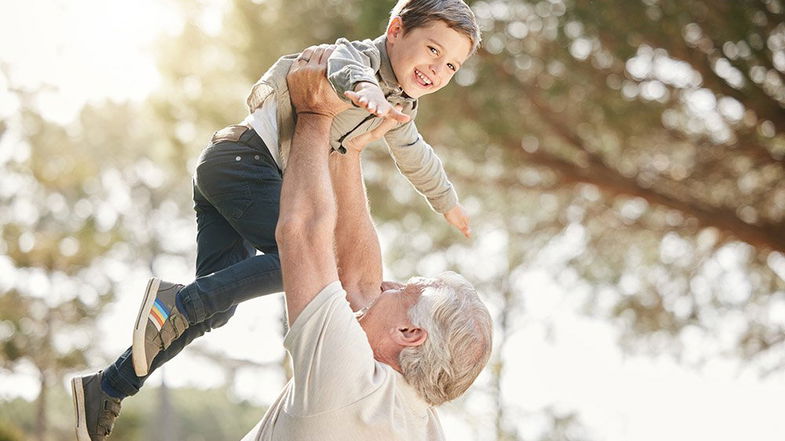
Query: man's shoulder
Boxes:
[{"xmin": 285, "ymin": 281, "xmax": 346, "ymax": 338}]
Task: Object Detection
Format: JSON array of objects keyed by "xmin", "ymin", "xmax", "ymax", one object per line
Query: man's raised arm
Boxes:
[
  {"xmin": 329, "ymin": 118, "xmax": 400, "ymax": 310},
  {"xmin": 276, "ymin": 46, "xmax": 350, "ymax": 325}
]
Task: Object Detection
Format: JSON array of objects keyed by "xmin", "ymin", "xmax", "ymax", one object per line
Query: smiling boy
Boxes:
[{"xmin": 246, "ymin": 0, "xmax": 481, "ymax": 238}]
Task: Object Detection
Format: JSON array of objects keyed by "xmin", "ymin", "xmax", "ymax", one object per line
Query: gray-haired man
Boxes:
[{"xmin": 240, "ymin": 45, "xmax": 493, "ymax": 440}]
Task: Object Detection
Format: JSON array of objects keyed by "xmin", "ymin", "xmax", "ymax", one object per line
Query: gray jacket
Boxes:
[{"xmin": 247, "ymin": 35, "xmax": 458, "ymax": 214}]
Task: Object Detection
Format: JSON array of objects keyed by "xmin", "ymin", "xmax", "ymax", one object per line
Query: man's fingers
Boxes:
[
  {"xmin": 344, "ymin": 116, "xmax": 400, "ymax": 151},
  {"xmin": 316, "ymin": 44, "xmax": 335, "ymax": 64},
  {"xmin": 389, "ymin": 106, "xmax": 410, "ymax": 123},
  {"xmin": 370, "ymin": 117, "xmax": 400, "ymax": 137},
  {"xmin": 311, "ymin": 46, "xmax": 328, "ymax": 65},
  {"xmin": 299, "ymin": 46, "xmax": 315, "ymax": 62}
]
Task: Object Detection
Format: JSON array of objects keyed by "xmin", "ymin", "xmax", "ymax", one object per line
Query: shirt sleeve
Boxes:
[
  {"xmin": 283, "ymin": 281, "xmax": 388, "ymax": 416},
  {"xmin": 327, "ymin": 38, "xmax": 382, "ymax": 100},
  {"xmin": 384, "ymin": 121, "xmax": 459, "ymax": 213}
]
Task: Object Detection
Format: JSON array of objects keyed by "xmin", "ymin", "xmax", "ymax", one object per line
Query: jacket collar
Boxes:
[{"xmin": 374, "ymin": 35, "xmax": 416, "ymax": 103}]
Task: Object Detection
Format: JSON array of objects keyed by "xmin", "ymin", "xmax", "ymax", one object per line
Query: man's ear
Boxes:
[
  {"xmin": 393, "ymin": 326, "xmax": 427, "ymax": 347},
  {"xmin": 386, "ymin": 16, "xmax": 405, "ymax": 42}
]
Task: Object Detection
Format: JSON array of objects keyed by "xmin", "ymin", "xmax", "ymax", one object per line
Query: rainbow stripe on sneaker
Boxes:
[{"xmin": 149, "ymin": 298, "xmax": 170, "ymax": 331}]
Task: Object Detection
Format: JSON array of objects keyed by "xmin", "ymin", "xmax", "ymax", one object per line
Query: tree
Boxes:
[
  {"xmin": 0, "ymin": 82, "xmax": 193, "ymax": 439},
  {"xmin": 397, "ymin": 0, "xmax": 785, "ymax": 367}
]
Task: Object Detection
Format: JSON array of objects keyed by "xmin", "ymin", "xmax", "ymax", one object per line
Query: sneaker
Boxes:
[
  {"xmin": 71, "ymin": 371, "xmax": 122, "ymax": 441},
  {"xmin": 132, "ymin": 277, "xmax": 189, "ymax": 377}
]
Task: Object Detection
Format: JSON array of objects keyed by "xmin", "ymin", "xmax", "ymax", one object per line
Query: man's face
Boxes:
[
  {"xmin": 387, "ymin": 19, "xmax": 473, "ymax": 99},
  {"xmin": 358, "ymin": 277, "xmax": 439, "ymax": 356}
]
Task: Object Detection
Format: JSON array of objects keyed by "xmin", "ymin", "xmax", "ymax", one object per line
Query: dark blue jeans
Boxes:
[{"xmin": 104, "ymin": 126, "xmax": 283, "ymax": 398}]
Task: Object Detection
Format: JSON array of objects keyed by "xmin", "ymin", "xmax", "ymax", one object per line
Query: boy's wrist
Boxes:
[{"xmin": 353, "ymin": 81, "xmax": 378, "ymax": 92}]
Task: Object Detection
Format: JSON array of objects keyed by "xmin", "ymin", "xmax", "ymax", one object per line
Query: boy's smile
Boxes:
[{"xmin": 386, "ymin": 18, "xmax": 473, "ymax": 99}]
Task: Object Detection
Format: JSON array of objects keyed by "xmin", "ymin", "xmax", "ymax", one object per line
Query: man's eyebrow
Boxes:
[{"xmin": 427, "ymin": 38, "xmax": 463, "ymax": 69}]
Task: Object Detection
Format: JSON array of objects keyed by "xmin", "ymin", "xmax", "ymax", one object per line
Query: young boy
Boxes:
[
  {"xmin": 70, "ymin": 1, "xmax": 480, "ymax": 440},
  {"xmin": 245, "ymin": 0, "xmax": 479, "ymax": 238}
]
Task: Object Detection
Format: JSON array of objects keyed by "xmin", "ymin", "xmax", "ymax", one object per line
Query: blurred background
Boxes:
[{"xmin": 1, "ymin": 0, "xmax": 785, "ymax": 440}]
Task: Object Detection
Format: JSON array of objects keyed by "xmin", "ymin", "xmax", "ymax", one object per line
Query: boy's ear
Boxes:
[{"xmin": 386, "ymin": 16, "xmax": 404, "ymax": 41}]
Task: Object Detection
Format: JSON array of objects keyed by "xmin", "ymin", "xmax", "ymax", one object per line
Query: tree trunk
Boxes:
[{"xmin": 35, "ymin": 370, "xmax": 47, "ymax": 441}]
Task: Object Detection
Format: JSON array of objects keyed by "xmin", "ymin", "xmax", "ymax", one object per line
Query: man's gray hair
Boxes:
[
  {"xmin": 390, "ymin": 0, "xmax": 482, "ymax": 56},
  {"xmin": 399, "ymin": 271, "xmax": 493, "ymax": 406}
]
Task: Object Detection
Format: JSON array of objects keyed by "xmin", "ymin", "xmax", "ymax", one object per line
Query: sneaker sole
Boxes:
[
  {"xmin": 132, "ymin": 277, "xmax": 161, "ymax": 377},
  {"xmin": 71, "ymin": 377, "xmax": 91, "ymax": 441}
]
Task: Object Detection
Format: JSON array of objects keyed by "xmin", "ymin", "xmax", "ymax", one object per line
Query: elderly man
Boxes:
[{"xmin": 239, "ymin": 45, "xmax": 493, "ymax": 441}]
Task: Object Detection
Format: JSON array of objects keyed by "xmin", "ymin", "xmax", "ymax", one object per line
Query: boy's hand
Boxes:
[
  {"xmin": 345, "ymin": 82, "xmax": 410, "ymax": 123},
  {"xmin": 443, "ymin": 204, "xmax": 472, "ymax": 239}
]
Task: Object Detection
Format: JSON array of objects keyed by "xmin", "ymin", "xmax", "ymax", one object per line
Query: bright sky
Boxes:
[
  {"xmin": 0, "ymin": 0, "xmax": 177, "ymax": 123},
  {"xmin": 2, "ymin": 1, "xmax": 785, "ymax": 440}
]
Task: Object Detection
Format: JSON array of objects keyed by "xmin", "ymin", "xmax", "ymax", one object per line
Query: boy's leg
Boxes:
[
  {"xmin": 101, "ymin": 183, "xmax": 255, "ymax": 397},
  {"xmin": 72, "ymin": 177, "xmax": 255, "ymax": 440},
  {"xmin": 102, "ymin": 127, "xmax": 284, "ymax": 397},
  {"xmin": 177, "ymin": 128, "xmax": 283, "ymax": 322}
]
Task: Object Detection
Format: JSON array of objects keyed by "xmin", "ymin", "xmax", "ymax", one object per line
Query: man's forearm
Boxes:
[
  {"xmin": 330, "ymin": 149, "xmax": 382, "ymax": 309},
  {"xmin": 280, "ymin": 115, "xmax": 335, "ymax": 219}
]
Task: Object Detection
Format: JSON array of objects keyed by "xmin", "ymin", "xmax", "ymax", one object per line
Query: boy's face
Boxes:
[{"xmin": 386, "ymin": 18, "xmax": 473, "ymax": 99}]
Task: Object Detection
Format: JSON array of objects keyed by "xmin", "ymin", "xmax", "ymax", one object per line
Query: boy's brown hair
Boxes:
[{"xmin": 390, "ymin": 0, "xmax": 482, "ymax": 56}]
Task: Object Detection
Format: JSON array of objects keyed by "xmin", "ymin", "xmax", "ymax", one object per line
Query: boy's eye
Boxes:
[
  {"xmin": 447, "ymin": 63, "xmax": 456, "ymax": 72},
  {"xmin": 428, "ymin": 46, "xmax": 439, "ymax": 55}
]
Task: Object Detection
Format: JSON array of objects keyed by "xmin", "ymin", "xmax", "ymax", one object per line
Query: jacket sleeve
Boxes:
[
  {"xmin": 327, "ymin": 38, "xmax": 381, "ymax": 100},
  {"xmin": 247, "ymin": 54, "xmax": 297, "ymax": 112},
  {"xmin": 384, "ymin": 120, "xmax": 459, "ymax": 214}
]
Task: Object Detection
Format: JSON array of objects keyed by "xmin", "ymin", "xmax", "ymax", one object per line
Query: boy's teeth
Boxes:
[{"xmin": 415, "ymin": 69, "xmax": 431, "ymax": 85}]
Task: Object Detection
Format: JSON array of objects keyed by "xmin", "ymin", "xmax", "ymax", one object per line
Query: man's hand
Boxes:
[
  {"xmin": 287, "ymin": 45, "xmax": 350, "ymax": 118},
  {"xmin": 342, "ymin": 106, "xmax": 402, "ymax": 154},
  {"xmin": 443, "ymin": 203, "xmax": 472, "ymax": 239},
  {"xmin": 345, "ymin": 82, "xmax": 410, "ymax": 123}
]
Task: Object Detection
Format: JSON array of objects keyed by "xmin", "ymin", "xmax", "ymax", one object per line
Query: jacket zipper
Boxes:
[{"xmin": 336, "ymin": 113, "xmax": 376, "ymax": 154}]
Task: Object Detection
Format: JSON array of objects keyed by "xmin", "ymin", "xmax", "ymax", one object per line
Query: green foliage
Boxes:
[
  {"xmin": 0, "ymin": 398, "xmax": 33, "ymax": 441},
  {"xmin": 0, "ymin": 422, "xmax": 26, "ymax": 441},
  {"xmin": 0, "ymin": 386, "xmax": 265, "ymax": 441}
]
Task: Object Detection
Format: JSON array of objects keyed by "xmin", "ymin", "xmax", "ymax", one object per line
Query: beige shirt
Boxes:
[
  {"xmin": 240, "ymin": 281, "xmax": 445, "ymax": 441},
  {"xmin": 246, "ymin": 36, "xmax": 458, "ymax": 214}
]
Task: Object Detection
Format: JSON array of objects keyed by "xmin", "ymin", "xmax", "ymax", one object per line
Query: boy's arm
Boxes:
[
  {"xmin": 384, "ymin": 121, "xmax": 460, "ymax": 215},
  {"xmin": 327, "ymin": 38, "xmax": 381, "ymax": 99},
  {"xmin": 329, "ymin": 39, "xmax": 408, "ymax": 122}
]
